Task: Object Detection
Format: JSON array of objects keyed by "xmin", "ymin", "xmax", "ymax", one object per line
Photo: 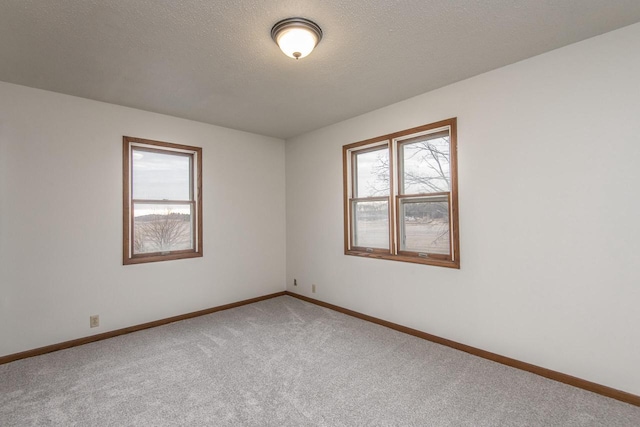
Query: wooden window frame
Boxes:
[
  {"xmin": 123, "ymin": 136, "xmax": 203, "ymax": 265},
  {"xmin": 343, "ymin": 118, "xmax": 460, "ymax": 269}
]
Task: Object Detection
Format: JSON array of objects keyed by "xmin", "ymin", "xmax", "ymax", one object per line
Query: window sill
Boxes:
[
  {"xmin": 123, "ymin": 251, "xmax": 203, "ymax": 265},
  {"xmin": 345, "ymin": 250, "xmax": 460, "ymax": 269}
]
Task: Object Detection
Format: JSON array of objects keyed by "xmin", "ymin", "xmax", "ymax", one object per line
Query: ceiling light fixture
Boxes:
[{"xmin": 271, "ymin": 17, "xmax": 323, "ymax": 60}]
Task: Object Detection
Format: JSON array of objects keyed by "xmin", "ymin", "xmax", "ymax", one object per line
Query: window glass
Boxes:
[
  {"xmin": 132, "ymin": 149, "xmax": 191, "ymax": 200},
  {"xmin": 352, "ymin": 200, "xmax": 389, "ymax": 249},
  {"xmin": 399, "ymin": 197, "xmax": 450, "ymax": 255},
  {"xmin": 400, "ymin": 134, "xmax": 450, "ymax": 195},
  {"xmin": 355, "ymin": 148, "xmax": 389, "ymax": 197},
  {"xmin": 133, "ymin": 203, "xmax": 193, "ymax": 254}
]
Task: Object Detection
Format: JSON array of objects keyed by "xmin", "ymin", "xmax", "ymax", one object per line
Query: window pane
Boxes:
[
  {"xmin": 400, "ymin": 134, "xmax": 450, "ymax": 194},
  {"xmin": 400, "ymin": 197, "xmax": 450, "ymax": 255},
  {"xmin": 352, "ymin": 200, "xmax": 389, "ymax": 249},
  {"xmin": 132, "ymin": 149, "xmax": 191, "ymax": 201},
  {"xmin": 133, "ymin": 203, "xmax": 193, "ymax": 254},
  {"xmin": 355, "ymin": 148, "xmax": 389, "ymax": 197}
]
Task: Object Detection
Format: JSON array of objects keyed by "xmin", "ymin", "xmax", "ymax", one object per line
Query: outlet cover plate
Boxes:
[{"xmin": 90, "ymin": 315, "xmax": 99, "ymax": 328}]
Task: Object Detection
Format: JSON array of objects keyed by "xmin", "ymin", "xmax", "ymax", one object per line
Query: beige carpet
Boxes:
[{"xmin": 1, "ymin": 296, "xmax": 639, "ymax": 426}]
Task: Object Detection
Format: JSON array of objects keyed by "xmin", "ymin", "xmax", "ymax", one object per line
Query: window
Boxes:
[
  {"xmin": 343, "ymin": 118, "xmax": 459, "ymax": 268},
  {"xmin": 123, "ymin": 136, "xmax": 202, "ymax": 265}
]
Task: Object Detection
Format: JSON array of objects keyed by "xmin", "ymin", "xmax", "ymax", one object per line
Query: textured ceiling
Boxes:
[{"xmin": 1, "ymin": 1, "xmax": 640, "ymax": 139}]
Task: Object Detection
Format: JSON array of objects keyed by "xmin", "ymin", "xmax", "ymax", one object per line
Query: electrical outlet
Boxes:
[
  {"xmin": 90, "ymin": 315, "xmax": 99, "ymax": 328},
  {"xmin": 294, "ymin": 278, "xmax": 297, "ymax": 286},
  {"xmin": 312, "ymin": 284, "xmax": 316, "ymax": 293}
]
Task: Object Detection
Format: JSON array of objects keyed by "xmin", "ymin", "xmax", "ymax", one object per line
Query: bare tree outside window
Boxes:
[
  {"xmin": 401, "ymin": 136, "xmax": 450, "ymax": 193},
  {"xmin": 370, "ymin": 135, "xmax": 450, "ymax": 194},
  {"xmin": 134, "ymin": 208, "xmax": 192, "ymax": 254}
]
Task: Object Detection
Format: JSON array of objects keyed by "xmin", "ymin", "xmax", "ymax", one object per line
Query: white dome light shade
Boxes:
[
  {"xmin": 276, "ymin": 27, "xmax": 318, "ymax": 59},
  {"xmin": 271, "ymin": 18, "xmax": 323, "ymax": 60}
]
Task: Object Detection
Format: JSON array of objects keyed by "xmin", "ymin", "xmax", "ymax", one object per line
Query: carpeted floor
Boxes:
[{"xmin": 1, "ymin": 296, "xmax": 639, "ymax": 426}]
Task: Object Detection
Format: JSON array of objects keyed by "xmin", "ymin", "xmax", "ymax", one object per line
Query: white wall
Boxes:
[
  {"xmin": 286, "ymin": 23, "xmax": 640, "ymax": 395},
  {"xmin": 0, "ymin": 83, "xmax": 286, "ymax": 357}
]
